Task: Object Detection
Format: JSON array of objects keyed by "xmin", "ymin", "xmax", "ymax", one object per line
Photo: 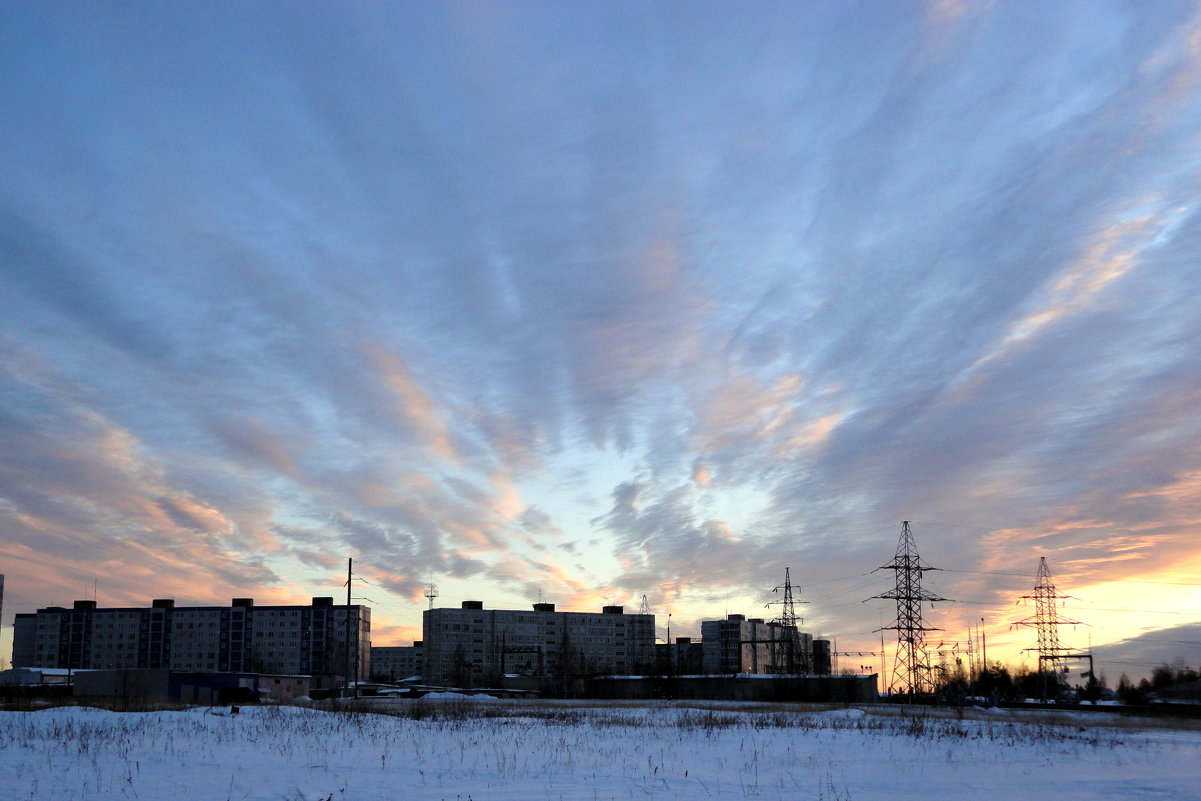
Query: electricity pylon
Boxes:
[
  {"xmin": 871, "ymin": 521, "xmax": 948, "ymax": 696},
  {"xmin": 767, "ymin": 567, "xmax": 810, "ymax": 673},
  {"xmin": 1013, "ymin": 557, "xmax": 1081, "ymax": 667}
]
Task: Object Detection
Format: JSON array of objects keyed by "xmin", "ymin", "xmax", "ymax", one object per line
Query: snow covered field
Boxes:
[{"xmin": 1, "ymin": 701, "xmax": 1198, "ymax": 801}]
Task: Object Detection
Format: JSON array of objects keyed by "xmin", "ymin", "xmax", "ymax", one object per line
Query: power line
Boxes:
[
  {"xmin": 1096, "ymin": 637, "xmax": 1201, "ymax": 648},
  {"xmin": 948, "ymin": 598, "xmax": 1200, "ymax": 616},
  {"xmin": 942, "ymin": 567, "xmax": 1200, "ymax": 587},
  {"xmin": 1073, "ymin": 605, "xmax": 1200, "ymax": 616},
  {"xmin": 804, "ymin": 571, "xmax": 876, "ymax": 589},
  {"xmin": 1094, "ymin": 658, "xmax": 1200, "ymax": 667}
]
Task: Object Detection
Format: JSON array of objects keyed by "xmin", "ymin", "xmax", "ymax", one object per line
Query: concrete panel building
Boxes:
[
  {"xmin": 423, "ymin": 601, "xmax": 654, "ymax": 689},
  {"xmin": 700, "ymin": 614, "xmax": 815, "ymax": 675},
  {"xmin": 10, "ymin": 614, "xmax": 35, "ymax": 671},
  {"xmin": 655, "ymin": 637, "xmax": 705, "ymax": 675},
  {"xmin": 370, "ymin": 641, "xmax": 424, "ymax": 682},
  {"xmin": 11, "ymin": 597, "xmax": 370, "ymax": 680}
]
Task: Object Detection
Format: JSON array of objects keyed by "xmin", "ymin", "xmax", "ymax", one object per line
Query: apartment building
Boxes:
[
  {"xmin": 422, "ymin": 601, "xmax": 654, "ymax": 688},
  {"xmin": 700, "ymin": 614, "xmax": 815, "ymax": 674},
  {"xmin": 370, "ymin": 641, "xmax": 424, "ymax": 682},
  {"xmin": 11, "ymin": 597, "xmax": 370, "ymax": 679}
]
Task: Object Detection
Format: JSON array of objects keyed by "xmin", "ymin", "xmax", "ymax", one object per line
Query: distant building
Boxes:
[
  {"xmin": 370, "ymin": 641, "xmax": 424, "ymax": 682},
  {"xmin": 700, "ymin": 614, "xmax": 816, "ymax": 674},
  {"xmin": 12, "ymin": 613, "xmax": 34, "ymax": 669},
  {"xmin": 423, "ymin": 601, "xmax": 654, "ymax": 689},
  {"xmin": 655, "ymin": 637, "xmax": 705, "ymax": 674},
  {"xmin": 812, "ymin": 639, "xmax": 832, "ymax": 675},
  {"xmin": 10, "ymin": 597, "xmax": 370, "ymax": 680}
]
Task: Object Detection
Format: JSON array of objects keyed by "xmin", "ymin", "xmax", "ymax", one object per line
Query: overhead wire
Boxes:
[{"xmin": 941, "ymin": 567, "xmax": 1200, "ymax": 587}]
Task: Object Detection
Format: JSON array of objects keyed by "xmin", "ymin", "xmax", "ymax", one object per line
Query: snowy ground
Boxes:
[{"xmin": 0, "ymin": 700, "xmax": 1198, "ymax": 801}]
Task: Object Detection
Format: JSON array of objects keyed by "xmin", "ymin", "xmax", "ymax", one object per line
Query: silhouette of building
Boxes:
[
  {"xmin": 11, "ymin": 597, "xmax": 369, "ymax": 679},
  {"xmin": 701, "ymin": 614, "xmax": 816, "ymax": 674},
  {"xmin": 655, "ymin": 636, "xmax": 704, "ymax": 674},
  {"xmin": 422, "ymin": 601, "xmax": 654, "ymax": 688}
]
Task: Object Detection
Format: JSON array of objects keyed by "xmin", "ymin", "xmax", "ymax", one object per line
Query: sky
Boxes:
[{"xmin": 2, "ymin": 0, "xmax": 1200, "ymax": 683}]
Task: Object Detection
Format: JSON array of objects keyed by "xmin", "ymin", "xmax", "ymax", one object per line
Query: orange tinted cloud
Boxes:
[{"xmin": 360, "ymin": 341, "xmax": 458, "ymax": 461}]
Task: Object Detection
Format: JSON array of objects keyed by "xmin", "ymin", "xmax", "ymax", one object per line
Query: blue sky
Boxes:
[{"xmin": 2, "ymin": 1, "xmax": 1200, "ymax": 681}]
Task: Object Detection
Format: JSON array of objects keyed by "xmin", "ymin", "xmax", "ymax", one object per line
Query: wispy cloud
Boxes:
[{"xmin": 1, "ymin": 1, "xmax": 1199, "ymax": 675}]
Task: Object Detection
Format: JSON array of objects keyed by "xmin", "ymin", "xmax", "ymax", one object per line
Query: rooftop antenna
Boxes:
[
  {"xmin": 639, "ymin": 594, "xmax": 650, "ymax": 616},
  {"xmin": 425, "ymin": 582, "xmax": 439, "ymax": 610}
]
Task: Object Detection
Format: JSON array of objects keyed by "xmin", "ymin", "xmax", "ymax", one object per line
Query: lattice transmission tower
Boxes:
[
  {"xmin": 1013, "ymin": 557, "xmax": 1081, "ymax": 668},
  {"xmin": 771, "ymin": 567, "xmax": 802, "ymax": 628},
  {"xmin": 767, "ymin": 566, "xmax": 810, "ymax": 673},
  {"xmin": 871, "ymin": 521, "xmax": 948, "ymax": 696}
]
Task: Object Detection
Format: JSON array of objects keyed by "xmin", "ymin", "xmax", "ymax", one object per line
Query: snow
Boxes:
[
  {"xmin": 0, "ymin": 702, "xmax": 1197, "ymax": 800},
  {"xmin": 421, "ymin": 691, "xmax": 500, "ymax": 701}
]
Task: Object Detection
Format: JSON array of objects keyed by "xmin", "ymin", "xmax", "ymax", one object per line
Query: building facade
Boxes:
[
  {"xmin": 370, "ymin": 641, "xmax": 424, "ymax": 682},
  {"xmin": 655, "ymin": 636, "xmax": 705, "ymax": 675},
  {"xmin": 423, "ymin": 601, "xmax": 654, "ymax": 688},
  {"xmin": 700, "ymin": 614, "xmax": 815, "ymax": 674},
  {"xmin": 11, "ymin": 597, "xmax": 370, "ymax": 679}
]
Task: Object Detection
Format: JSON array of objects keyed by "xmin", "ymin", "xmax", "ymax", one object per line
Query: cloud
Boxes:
[{"xmin": 1, "ymin": 1, "xmax": 1200, "ymax": 675}]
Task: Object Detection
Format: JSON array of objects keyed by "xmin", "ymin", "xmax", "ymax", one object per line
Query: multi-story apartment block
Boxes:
[
  {"xmin": 423, "ymin": 601, "xmax": 654, "ymax": 688},
  {"xmin": 370, "ymin": 641, "xmax": 424, "ymax": 682},
  {"xmin": 11, "ymin": 597, "xmax": 370, "ymax": 679},
  {"xmin": 655, "ymin": 636, "xmax": 705, "ymax": 674},
  {"xmin": 700, "ymin": 614, "xmax": 815, "ymax": 674}
]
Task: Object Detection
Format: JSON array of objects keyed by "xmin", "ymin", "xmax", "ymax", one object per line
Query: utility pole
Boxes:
[
  {"xmin": 965, "ymin": 625, "xmax": 976, "ymax": 682},
  {"xmin": 345, "ymin": 558, "xmax": 355, "ymax": 699},
  {"xmin": 980, "ymin": 618, "xmax": 987, "ymax": 669},
  {"xmin": 342, "ymin": 558, "xmax": 373, "ymax": 700},
  {"xmin": 870, "ymin": 522, "xmax": 949, "ymax": 698}
]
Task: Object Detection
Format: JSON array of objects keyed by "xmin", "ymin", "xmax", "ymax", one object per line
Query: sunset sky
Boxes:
[{"xmin": 2, "ymin": 1, "xmax": 1200, "ymax": 682}]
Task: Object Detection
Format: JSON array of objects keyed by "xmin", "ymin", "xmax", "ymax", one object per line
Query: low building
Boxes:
[
  {"xmin": 72, "ymin": 669, "xmax": 311, "ymax": 704},
  {"xmin": 256, "ymin": 674, "xmax": 312, "ymax": 701},
  {"xmin": 592, "ymin": 673, "xmax": 878, "ymax": 703},
  {"xmin": 0, "ymin": 667, "xmax": 74, "ymax": 686},
  {"xmin": 423, "ymin": 601, "xmax": 654, "ymax": 690}
]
